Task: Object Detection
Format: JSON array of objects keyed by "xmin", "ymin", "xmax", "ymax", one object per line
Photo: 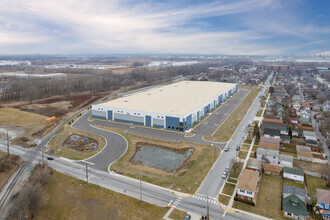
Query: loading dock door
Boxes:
[
  {"xmin": 108, "ymin": 110, "xmax": 112, "ymax": 120},
  {"xmin": 145, "ymin": 115, "xmax": 151, "ymax": 126}
]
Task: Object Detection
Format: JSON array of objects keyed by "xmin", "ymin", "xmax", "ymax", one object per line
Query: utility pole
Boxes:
[
  {"xmin": 174, "ymin": 170, "xmax": 176, "ymax": 187},
  {"xmin": 82, "ymin": 161, "xmax": 94, "ymax": 184},
  {"xmin": 7, "ymin": 130, "xmax": 9, "ymax": 156},
  {"xmin": 206, "ymin": 194, "xmax": 209, "ymax": 219},
  {"xmin": 140, "ymin": 168, "xmax": 142, "ymax": 203},
  {"xmin": 42, "ymin": 149, "xmax": 44, "ymax": 165},
  {"xmin": 86, "ymin": 163, "xmax": 88, "ymax": 183}
]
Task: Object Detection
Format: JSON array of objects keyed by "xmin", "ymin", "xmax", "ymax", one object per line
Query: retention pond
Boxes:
[{"xmin": 131, "ymin": 144, "xmax": 193, "ymax": 172}]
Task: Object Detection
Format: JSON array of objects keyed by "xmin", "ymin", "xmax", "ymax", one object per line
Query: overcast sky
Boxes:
[{"xmin": 0, "ymin": 0, "xmax": 329, "ymax": 55}]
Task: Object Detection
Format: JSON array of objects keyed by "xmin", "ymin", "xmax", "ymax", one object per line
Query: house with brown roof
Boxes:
[
  {"xmin": 296, "ymin": 145, "xmax": 312, "ymax": 153},
  {"xmin": 263, "ymin": 164, "xmax": 281, "ymax": 176},
  {"xmin": 246, "ymin": 158, "xmax": 262, "ymax": 173},
  {"xmin": 260, "ymin": 136, "xmax": 281, "ymax": 145},
  {"xmin": 297, "ymin": 151, "xmax": 313, "ymax": 162},
  {"xmin": 236, "ymin": 169, "xmax": 259, "ymax": 205},
  {"xmin": 316, "ymin": 189, "xmax": 330, "ymax": 220},
  {"xmin": 259, "ymin": 142, "xmax": 280, "ymax": 150}
]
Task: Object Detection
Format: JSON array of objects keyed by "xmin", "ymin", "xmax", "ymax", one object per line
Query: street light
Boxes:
[{"xmin": 82, "ymin": 161, "xmax": 94, "ymax": 183}]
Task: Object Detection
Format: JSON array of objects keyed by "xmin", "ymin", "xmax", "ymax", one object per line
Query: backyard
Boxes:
[
  {"xmin": 233, "ymin": 174, "xmax": 284, "ymax": 219},
  {"xmin": 306, "ymin": 175, "xmax": 330, "ymax": 204}
]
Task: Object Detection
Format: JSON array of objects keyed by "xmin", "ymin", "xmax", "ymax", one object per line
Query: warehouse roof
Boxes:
[{"xmin": 98, "ymin": 81, "xmax": 236, "ymax": 116}]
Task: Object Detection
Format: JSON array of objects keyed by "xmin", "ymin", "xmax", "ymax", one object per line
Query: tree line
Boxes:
[{"xmin": 1, "ymin": 64, "xmax": 209, "ymax": 103}]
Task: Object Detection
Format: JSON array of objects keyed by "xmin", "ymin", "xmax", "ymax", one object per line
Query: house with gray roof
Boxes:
[
  {"xmin": 283, "ymin": 185, "xmax": 306, "ymax": 202},
  {"xmin": 283, "ymin": 167, "xmax": 304, "ymax": 182},
  {"xmin": 257, "ymin": 148, "xmax": 293, "ymax": 166},
  {"xmin": 282, "ymin": 194, "xmax": 308, "ymax": 219}
]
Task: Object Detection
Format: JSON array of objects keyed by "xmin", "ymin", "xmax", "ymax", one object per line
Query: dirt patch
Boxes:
[
  {"xmin": 0, "ymin": 152, "xmax": 21, "ymax": 189},
  {"xmin": 63, "ymin": 134, "xmax": 98, "ymax": 152}
]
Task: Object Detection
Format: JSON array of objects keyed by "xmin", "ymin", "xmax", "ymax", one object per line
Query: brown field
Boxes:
[
  {"xmin": 35, "ymin": 170, "xmax": 168, "ymax": 220},
  {"xmin": 0, "ymin": 151, "xmax": 21, "ymax": 189}
]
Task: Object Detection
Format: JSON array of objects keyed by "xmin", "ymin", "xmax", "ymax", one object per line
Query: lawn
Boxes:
[
  {"xmin": 252, "ymin": 145, "xmax": 258, "ymax": 152},
  {"xmin": 169, "ymin": 209, "xmax": 187, "ymax": 219},
  {"xmin": 244, "ymin": 139, "xmax": 252, "ymax": 144},
  {"xmin": 233, "ymin": 174, "xmax": 284, "ymax": 219},
  {"xmin": 204, "ymin": 85, "xmax": 260, "ymax": 142},
  {"xmin": 218, "ymin": 194, "xmax": 231, "ymax": 205},
  {"xmin": 35, "ymin": 170, "xmax": 168, "ymax": 220},
  {"xmin": 48, "ymin": 125, "xmax": 106, "ymax": 160},
  {"xmin": 283, "ymin": 179, "xmax": 305, "ymax": 189},
  {"xmin": 94, "ymin": 125, "xmax": 220, "ymax": 194},
  {"xmin": 256, "ymin": 109, "xmax": 263, "ymax": 117},
  {"xmin": 0, "ymin": 152, "xmax": 21, "ymax": 189},
  {"xmin": 282, "ymin": 152, "xmax": 297, "ymax": 158},
  {"xmin": 227, "ymin": 178, "xmax": 238, "ymax": 184},
  {"xmin": 238, "ymin": 151, "xmax": 248, "ymax": 159},
  {"xmin": 241, "ymin": 144, "xmax": 250, "ymax": 151},
  {"xmin": 0, "ymin": 107, "xmax": 48, "ymax": 147},
  {"xmin": 221, "ymin": 183, "xmax": 236, "ymax": 196},
  {"xmin": 306, "ymin": 175, "xmax": 330, "ymax": 204},
  {"xmin": 294, "ymin": 160, "xmax": 329, "ymax": 174},
  {"xmin": 229, "ymin": 162, "xmax": 243, "ymax": 179}
]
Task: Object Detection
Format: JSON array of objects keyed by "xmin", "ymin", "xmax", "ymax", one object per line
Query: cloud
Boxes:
[{"xmin": 0, "ymin": 0, "xmax": 328, "ymax": 55}]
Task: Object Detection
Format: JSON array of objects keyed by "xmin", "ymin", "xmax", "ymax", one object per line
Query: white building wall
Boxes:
[{"xmin": 283, "ymin": 173, "xmax": 304, "ymax": 182}]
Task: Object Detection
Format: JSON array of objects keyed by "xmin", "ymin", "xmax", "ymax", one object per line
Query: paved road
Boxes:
[{"xmin": 0, "ymin": 143, "xmax": 266, "ymax": 220}]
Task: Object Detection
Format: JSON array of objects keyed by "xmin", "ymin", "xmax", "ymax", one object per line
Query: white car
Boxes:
[{"xmin": 224, "ymin": 146, "xmax": 229, "ymax": 152}]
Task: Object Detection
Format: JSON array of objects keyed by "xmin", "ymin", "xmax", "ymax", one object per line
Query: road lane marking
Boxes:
[
  {"xmin": 223, "ymin": 211, "xmax": 227, "ymax": 217},
  {"xmin": 168, "ymin": 200, "xmax": 173, "ymax": 206}
]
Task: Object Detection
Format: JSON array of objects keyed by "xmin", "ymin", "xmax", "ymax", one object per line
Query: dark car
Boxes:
[
  {"xmin": 184, "ymin": 214, "xmax": 191, "ymax": 220},
  {"xmin": 47, "ymin": 156, "xmax": 54, "ymax": 161},
  {"xmin": 236, "ymin": 146, "xmax": 240, "ymax": 151}
]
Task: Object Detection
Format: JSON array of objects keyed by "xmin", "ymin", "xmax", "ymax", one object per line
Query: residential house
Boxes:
[
  {"xmin": 292, "ymin": 102, "xmax": 301, "ymax": 111},
  {"xmin": 263, "ymin": 164, "xmax": 281, "ymax": 176},
  {"xmin": 263, "ymin": 128, "xmax": 281, "ymax": 139},
  {"xmin": 236, "ymin": 169, "xmax": 259, "ymax": 205},
  {"xmin": 280, "ymin": 135, "xmax": 291, "ymax": 144},
  {"xmin": 316, "ymin": 189, "xmax": 330, "ymax": 220},
  {"xmin": 246, "ymin": 158, "xmax": 262, "ymax": 173},
  {"xmin": 262, "ymin": 121, "xmax": 288, "ymax": 135},
  {"xmin": 322, "ymin": 101, "xmax": 330, "ymax": 112},
  {"xmin": 301, "ymin": 102, "xmax": 311, "ymax": 111},
  {"xmin": 260, "ymin": 136, "xmax": 281, "ymax": 145},
  {"xmin": 283, "ymin": 167, "xmax": 304, "ymax": 182},
  {"xmin": 257, "ymin": 148, "xmax": 293, "ymax": 166},
  {"xmin": 297, "ymin": 151, "xmax": 313, "ymax": 162},
  {"xmin": 292, "ymin": 95, "xmax": 301, "ymax": 103},
  {"xmin": 259, "ymin": 142, "xmax": 280, "ymax": 150},
  {"xmin": 283, "ymin": 185, "xmax": 306, "ymax": 203},
  {"xmin": 312, "ymin": 104, "xmax": 321, "ymax": 111},
  {"xmin": 282, "ymin": 194, "xmax": 308, "ymax": 219},
  {"xmin": 296, "ymin": 145, "xmax": 312, "ymax": 153}
]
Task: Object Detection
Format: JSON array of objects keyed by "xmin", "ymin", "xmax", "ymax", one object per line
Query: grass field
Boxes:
[
  {"xmin": 48, "ymin": 125, "xmax": 106, "ymax": 160},
  {"xmin": 227, "ymin": 178, "xmax": 238, "ymax": 184},
  {"xmin": 229, "ymin": 162, "xmax": 243, "ymax": 179},
  {"xmin": 233, "ymin": 174, "xmax": 284, "ymax": 219},
  {"xmin": 294, "ymin": 160, "xmax": 329, "ymax": 174},
  {"xmin": 35, "ymin": 170, "xmax": 168, "ymax": 220},
  {"xmin": 256, "ymin": 109, "xmax": 263, "ymax": 117},
  {"xmin": 0, "ymin": 152, "xmax": 21, "ymax": 189},
  {"xmin": 222, "ymin": 183, "xmax": 236, "ymax": 196},
  {"xmin": 218, "ymin": 194, "xmax": 231, "ymax": 205},
  {"xmin": 238, "ymin": 151, "xmax": 248, "ymax": 159},
  {"xmin": 169, "ymin": 209, "xmax": 187, "ymax": 219},
  {"xmin": 94, "ymin": 125, "xmax": 220, "ymax": 194},
  {"xmin": 204, "ymin": 85, "xmax": 260, "ymax": 142},
  {"xmin": 0, "ymin": 107, "xmax": 48, "ymax": 147},
  {"xmin": 306, "ymin": 175, "xmax": 330, "ymax": 204},
  {"xmin": 283, "ymin": 179, "xmax": 305, "ymax": 189},
  {"xmin": 241, "ymin": 144, "xmax": 250, "ymax": 151}
]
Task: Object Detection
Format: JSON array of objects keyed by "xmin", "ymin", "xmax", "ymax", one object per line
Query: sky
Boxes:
[{"xmin": 0, "ymin": 0, "xmax": 329, "ymax": 56}]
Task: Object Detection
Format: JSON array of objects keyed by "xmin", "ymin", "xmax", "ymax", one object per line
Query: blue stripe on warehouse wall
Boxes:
[{"xmin": 165, "ymin": 116, "xmax": 180, "ymax": 130}]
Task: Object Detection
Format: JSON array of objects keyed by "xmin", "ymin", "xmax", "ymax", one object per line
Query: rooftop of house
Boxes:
[
  {"xmin": 246, "ymin": 158, "xmax": 262, "ymax": 170},
  {"xmin": 237, "ymin": 169, "xmax": 259, "ymax": 192},
  {"xmin": 263, "ymin": 164, "xmax": 281, "ymax": 173},
  {"xmin": 296, "ymin": 145, "xmax": 312, "ymax": 152},
  {"xmin": 260, "ymin": 136, "xmax": 281, "ymax": 145},
  {"xmin": 257, "ymin": 148, "xmax": 279, "ymax": 157},
  {"xmin": 316, "ymin": 189, "xmax": 330, "ymax": 205},
  {"xmin": 283, "ymin": 167, "xmax": 304, "ymax": 176},
  {"xmin": 297, "ymin": 151, "xmax": 313, "ymax": 158},
  {"xmin": 259, "ymin": 142, "xmax": 280, "ymax": 150},
  {"xmin": 283, "ymin": 185, "xmax": 306, "ymax": 198},
  {"xmin": 263, "ymin": 128, "xmax": 281, "ymax": 136},
  {"xmin": 282, "ymin": 194, "xmax": 308, "ymax": 217}
]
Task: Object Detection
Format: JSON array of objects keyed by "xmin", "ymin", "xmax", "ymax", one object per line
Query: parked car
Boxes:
[
  {"xmin": 225, "ymin": 166, "xmax": 230, "ymax": 172},
  {"xmin": 221, "ymin": 174, "xmax": 227, "ymax": 179},
  {"xmin": 184, "ymin": 214, "xmax": 191, "ymax": 220},
  {"xmin": 236, "ymin": 146, "xmax": 240, "ymax": 151},
  {"xmin": 47, "ymin": 156, "xmax": 54, "ymax": 161},
  {"xmin": 224, "ymin": 146, "xmax": 229, "ymax": 152}
]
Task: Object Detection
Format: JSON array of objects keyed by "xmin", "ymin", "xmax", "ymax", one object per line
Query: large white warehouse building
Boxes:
[{"xmin": 92, "ymin": 81, "xmax": 238, "ymax": 132}]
